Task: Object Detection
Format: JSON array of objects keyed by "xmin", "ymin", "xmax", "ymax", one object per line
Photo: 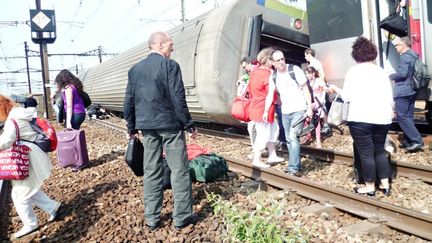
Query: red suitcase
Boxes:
[{"xmin": 56, "ymin": 129, "xmax": 89, "ymax": 170}]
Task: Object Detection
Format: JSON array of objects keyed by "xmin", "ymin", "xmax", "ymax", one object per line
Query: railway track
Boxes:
[
  {"xmin": 198, "ymin": 128, "xmax": 432, "ymax": 184},
  {"xmin": 92, "ymin": 119, "xmax": 432, "ymax": 240}
]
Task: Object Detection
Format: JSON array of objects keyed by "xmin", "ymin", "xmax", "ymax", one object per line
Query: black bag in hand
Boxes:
[
  {"xmin": 379, "ymin": 3, "xmax": 407, "ymax": 37},
  {"xmin": 125, "ymin": 137, "xmax": 144, "ymax": 176}
]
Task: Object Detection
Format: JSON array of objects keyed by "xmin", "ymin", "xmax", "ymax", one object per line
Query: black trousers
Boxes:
[{"xmin": 348, "ymin": 122, "xmax": 391, "ymax": 183}]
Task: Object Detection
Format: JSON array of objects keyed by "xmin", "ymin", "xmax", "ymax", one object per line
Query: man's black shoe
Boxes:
[
  {"xmin": 146, "ymin": 221, "xmax": 160, "ymax": 231},
  {"xmin": 175, "ymin": 214, "xmax": 198, "ymax": 230},
  {"xmin": 405, "ymin": 143, "xmax": 424, "ymax": 152}
]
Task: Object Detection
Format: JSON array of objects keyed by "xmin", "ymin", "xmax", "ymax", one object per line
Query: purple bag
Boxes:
[{"xmin": 56, "ymin": 129, "xmax": 89, "ymax": 170}]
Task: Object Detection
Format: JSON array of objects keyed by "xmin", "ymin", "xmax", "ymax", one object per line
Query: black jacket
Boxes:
[{"xmin": 124, "ymin": 53, "xmax": 195, "ymax": 134}]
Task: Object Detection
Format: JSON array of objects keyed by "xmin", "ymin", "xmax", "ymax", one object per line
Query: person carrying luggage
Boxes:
[
  {"xmin": 124, "ymin": 31, "xmax": 198, "ymax": 231},
  {"xmin": 0, "ymin": 95, "xmax": 62, "ymax": 239},
  {"xmin": 54, "ymin": 69, "xmax": 86, "ymax": 130}
]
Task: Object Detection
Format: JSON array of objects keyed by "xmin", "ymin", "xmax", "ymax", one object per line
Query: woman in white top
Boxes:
[
  {"xmin": 329, "ymin": 37, "xmax": 394, "ymax": 196},
  {"xmin": 0, "ymin": 95, "xmax": 62, "ymax": 238}
]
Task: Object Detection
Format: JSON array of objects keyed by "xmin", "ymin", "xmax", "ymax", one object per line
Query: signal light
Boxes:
[{"xmin": 294, "ymin": 19, "xmax": 302, "ymax": 30}]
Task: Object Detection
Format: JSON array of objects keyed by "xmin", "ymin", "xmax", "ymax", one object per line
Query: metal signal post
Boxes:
[{"xmin": 30, "ymin": 0, "xmax": 56, "ymax": 118}]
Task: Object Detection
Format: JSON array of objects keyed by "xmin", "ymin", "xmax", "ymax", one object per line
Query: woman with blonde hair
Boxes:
[
  {"xmin": 248, "ymin": 47, "xmax": 284, "ymax": 168},
  {"xmin": 0, "ymin": 95, "xmax": 61, "ymax": 238}
]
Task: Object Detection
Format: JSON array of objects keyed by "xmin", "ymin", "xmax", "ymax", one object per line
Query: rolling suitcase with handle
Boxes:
[{"xmin": 56, "ymin": 129, "xmax": 89, "ymax": 170}]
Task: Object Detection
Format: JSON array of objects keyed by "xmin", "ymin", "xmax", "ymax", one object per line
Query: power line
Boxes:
[
  {"xmin": 65, "ymin": 0, "xmax": 106, "ymax": 51},
  {"xmin": 106, "ymin": 2, "xmax": 181, "ymax": 50}
]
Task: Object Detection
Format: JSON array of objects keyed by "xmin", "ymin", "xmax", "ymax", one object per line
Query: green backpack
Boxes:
[{"xmin": 188, "ymin": 153, "xmax": 228, "ymax": 183}]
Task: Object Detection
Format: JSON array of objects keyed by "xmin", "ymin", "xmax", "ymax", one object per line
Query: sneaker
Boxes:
[
  {"xmin": 283, "ymin": 168, "xmax": 300, "ymax": 177},
  {"xmin": 405, "ymin": 143, "xmax": 424, "ymax": 152},
  {"xmin": 252, "ymin": 161, "xmax": 270, "ymax": 168},
  {"xmin": 267, "ymin": 156, "xmax": 284, "ymax": 165},
  {"xmin": 49, "ymin": 202, "xmax": 62, "ymax": 222},
  {"xmin": 13, "ymin": 225, "xmax": 38, "ymax": 238}
]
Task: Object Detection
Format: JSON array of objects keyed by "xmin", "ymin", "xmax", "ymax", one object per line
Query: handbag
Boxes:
[
  {"xmin": 327, "ymin": 94, "xmax": 349, "ymax": 126},
  {"xmin": 378, "ymin": 3, "xmax": 407, "ymax": 37},
  {"xmin": 79, "ymin": 91, "xmax": 92, "ymax": 108},
  {"xmin": 0, "ymin": 119, "xmax": 31, "ymax": 180},
  {"xmin": 231, "ymin": 86, "xmax": 251, "ymax": 122},
  {"xmin": 125, "ymin": 137, "xmax": 144, "ymax": 176}
]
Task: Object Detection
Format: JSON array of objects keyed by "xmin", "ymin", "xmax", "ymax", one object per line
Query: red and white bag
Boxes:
[{"xmin": 0, "ymin": 119, "xmax": 31, "ymax": 180}]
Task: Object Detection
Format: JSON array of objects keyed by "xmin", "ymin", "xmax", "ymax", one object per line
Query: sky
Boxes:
[{"xmin": 0, "ymin": 0, "xmax": 228, "ymax": 95}]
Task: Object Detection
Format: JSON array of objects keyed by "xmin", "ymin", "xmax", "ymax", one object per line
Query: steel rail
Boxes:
[
  {"xmin": 198, "ymin": 128, "xmax": 432, "ymax": 183},
  {"xmin": 92, "ymin": 120, "xmax": 432, "ymax": 240},
  {"xmin": 0, "ymin": 180, "xmax": 10, "ymax": 216},
  {"xmin": 226, "ymin": 157, "xmax": 432, "ymax": 240}
]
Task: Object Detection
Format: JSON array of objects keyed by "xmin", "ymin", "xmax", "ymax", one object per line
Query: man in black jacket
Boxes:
[{"xmin": 124, "ymin": 31, "xmax": 198, "ymax": 231}]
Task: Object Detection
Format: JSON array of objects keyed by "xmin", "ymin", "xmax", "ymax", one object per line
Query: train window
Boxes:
[
  {"xmin": 306, "ymin": 0, "xmax": 363, "ymax": 44},
  {"xmin": 428, "ymin": 0, "xmax": 432, "ymax": 23}
]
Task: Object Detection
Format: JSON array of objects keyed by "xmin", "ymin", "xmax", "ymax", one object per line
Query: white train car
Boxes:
[
  {"xmin": 82, "ymin": 0, "xmax": 309, "ymax": 125},
  {"xmin": 307, "ymin": 0, "xmax": 432, "ymax": 120}
]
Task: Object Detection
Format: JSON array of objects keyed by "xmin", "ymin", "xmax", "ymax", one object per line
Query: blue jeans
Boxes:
[
  {"xmin": 348, "ymin": 122, "xmax": 391, "ymax": 183},
  {"xmin": 275, "ymin": 104, "xmax": 286, "ymax": 143},
  {"xmin": 394, "ymin": 95, "xmax": 422, "ymax": 145},
  {"xmin": 64, "ymin": 112, "xmax": 86, "ymax": 130},
  {"xmin": 282, "ymin": 111, "xmax": 305, "ymax": 172}
]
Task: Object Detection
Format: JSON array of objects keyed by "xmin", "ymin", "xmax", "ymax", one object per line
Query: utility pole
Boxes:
[
  {"xmin": 31, "ymin": 0, "xmax": 56, "ymax": 118},
  {"xmin": 98, "ymin": 46, "xmax": 103, "ymax": 63},
  {"xmin": 36, "ymin": 0, "xmax": 50, "ymax": 118},
  {"xmin": 24, "ymin": 41, "xmax": 32, "ymax": 94},
  {"xmin": 181, "ymin": 0, "xmax": 186, "ymax": 23}
]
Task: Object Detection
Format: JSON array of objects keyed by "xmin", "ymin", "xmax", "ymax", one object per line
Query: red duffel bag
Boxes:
[{"xmin": 231, "ymin": 91, "xmax": 251, "ymax": 122}]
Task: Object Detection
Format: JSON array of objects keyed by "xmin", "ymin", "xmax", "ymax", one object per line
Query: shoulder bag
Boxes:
[
  {"xmin": 231, "ymin": 85, "xmax": 251, "ymax": 122},
  {"xmin": 0, "ymin": 119, "xmax": 31, "ymax": 180},
  {"xmin": 378, "ymin": 3, "xmax": 408, "ymax": 37},
  {"xmin": 327, "ymin": 94, "xmax": 349, "ymax": 126}
]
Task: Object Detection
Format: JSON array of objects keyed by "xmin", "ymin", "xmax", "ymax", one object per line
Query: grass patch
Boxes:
[{"xmin": 207, "ymin": 192, "xmax": 309, "ymax": 242}]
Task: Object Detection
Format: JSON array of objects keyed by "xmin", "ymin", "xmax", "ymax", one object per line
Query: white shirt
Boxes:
[
  {"xmin": 271, "ymin": 64, "xmax": 308, "ymax": 114},
  {"xmin": 342, "ymin": 62, "xmax": 393, "ymax": 124},
  {"xmin": 309, "ymin": 57, "xmax": 323, "ymax": 73}
]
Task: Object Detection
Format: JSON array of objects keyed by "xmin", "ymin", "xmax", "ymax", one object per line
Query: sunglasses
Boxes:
[{"xmin": 273, "ymin": 57, "xmax": 285, "ymax": 62}]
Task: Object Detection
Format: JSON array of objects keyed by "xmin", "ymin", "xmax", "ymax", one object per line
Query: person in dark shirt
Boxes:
[{"xmin": 124, "ymin": 31, "xmax": 198, "ymax": 231}]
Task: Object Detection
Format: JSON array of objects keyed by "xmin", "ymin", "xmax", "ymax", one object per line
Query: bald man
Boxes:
[{"xmin": 124, "ymin": 31, "xmax": 198, "ymax": 231}]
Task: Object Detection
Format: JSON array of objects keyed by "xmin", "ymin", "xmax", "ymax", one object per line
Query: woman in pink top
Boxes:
[{"xmin": 248, "ymin": 47, "xmax": 284, "ymax": 168}]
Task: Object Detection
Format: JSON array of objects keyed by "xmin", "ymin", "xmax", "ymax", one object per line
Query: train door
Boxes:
[
  {"xmin": 411, "ymin": 0, "xmax": 432, "ymax": 103},
  {"xmin": 305, "ymin": 0, "xmax": 366, "ymax": 88},
  {"xmin": 244, "ymin": 14, "xmax": 309, "ymax": 66}
]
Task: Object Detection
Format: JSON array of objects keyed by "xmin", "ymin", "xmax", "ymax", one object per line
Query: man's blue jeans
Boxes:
[
  {"xmin": 282, "ymin": 111, "xmax": 305, "ymax": 173},
  {"xmin": 394, "ymin": 94, "xmax": 422, "ymax": 145}
]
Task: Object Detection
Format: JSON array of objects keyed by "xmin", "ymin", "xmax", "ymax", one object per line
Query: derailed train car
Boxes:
[{"xmin": 81, "ymin": 0, "xmax": 309, "ymax": 125}]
